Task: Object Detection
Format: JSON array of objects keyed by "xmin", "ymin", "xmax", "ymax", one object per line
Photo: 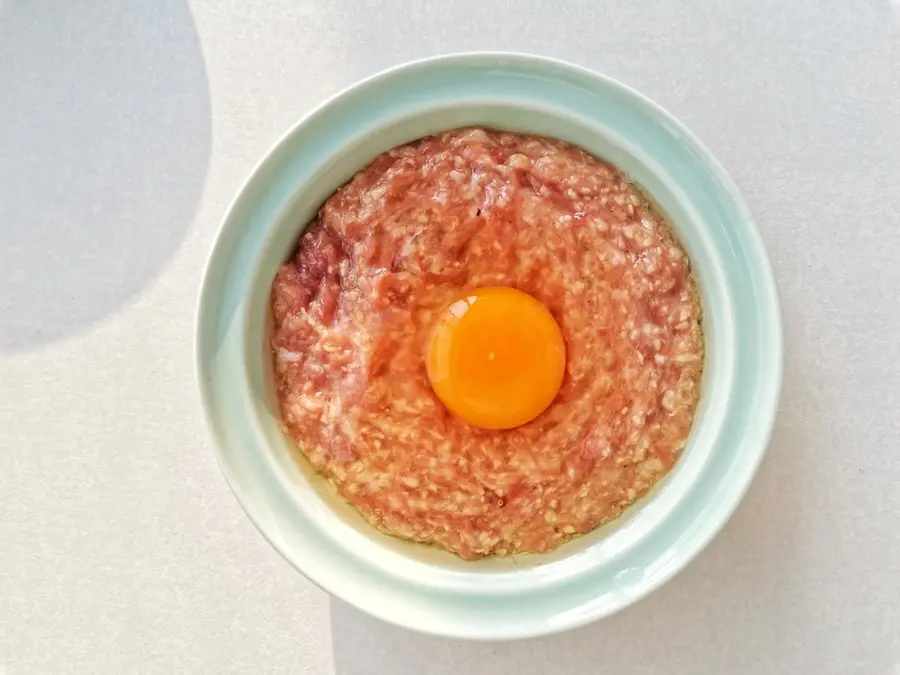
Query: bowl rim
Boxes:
[{"xmin": 195, "ymin": 50, "xmax": 784, "ymax": 639}]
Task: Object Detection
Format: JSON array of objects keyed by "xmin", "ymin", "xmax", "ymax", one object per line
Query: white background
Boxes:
[{"xmin": 2, "ymin": 1, "xmax": 899, "ymax": 673}]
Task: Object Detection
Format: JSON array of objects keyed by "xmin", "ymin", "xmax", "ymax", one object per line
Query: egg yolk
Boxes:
[{"xmin": 426, "ymin": 286, "xmax": 566, "ymax": 430}]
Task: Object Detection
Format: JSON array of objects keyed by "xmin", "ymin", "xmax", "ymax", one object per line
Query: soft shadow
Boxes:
[
  {"xmin": 329, "ymin": 351, "xmax": 812, "ymax": 675},
  {"xmin": 0, "ymin": 0, "xmax": 210, "ymax": 352}
]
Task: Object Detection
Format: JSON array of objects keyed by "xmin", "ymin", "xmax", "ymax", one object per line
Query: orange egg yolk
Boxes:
[{"xmin": 426, "ymin": 286, "xmax": 566, "ymax": 430}]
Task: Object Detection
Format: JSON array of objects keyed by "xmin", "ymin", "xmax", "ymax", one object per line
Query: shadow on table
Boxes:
[
  {"xmin": 328, "ymin": 353, "xmax": 816, "ymax": 675},
  {"xmin": 0, "ymin": 0, "xmax": 210, "ymax": 353}
]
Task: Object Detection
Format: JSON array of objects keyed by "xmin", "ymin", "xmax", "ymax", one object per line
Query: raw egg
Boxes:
[{"xmin": 426, "ymin": 286, "xmax": 566, "ymax": 430}]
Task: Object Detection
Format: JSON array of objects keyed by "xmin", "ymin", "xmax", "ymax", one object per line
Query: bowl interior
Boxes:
[{"xmin": 241, "ymin": 101, "xmax": 733, "ymax": 580}]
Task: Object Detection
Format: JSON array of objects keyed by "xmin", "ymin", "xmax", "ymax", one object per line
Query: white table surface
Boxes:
[{"xmin": 2, "ymin": 1, "xmax": 899, "ymax": 673}]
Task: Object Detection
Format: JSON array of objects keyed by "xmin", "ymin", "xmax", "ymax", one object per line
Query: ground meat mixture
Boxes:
[{"xmin": 271, "ymin": 128, "xmax": 703, "ymax": 560}]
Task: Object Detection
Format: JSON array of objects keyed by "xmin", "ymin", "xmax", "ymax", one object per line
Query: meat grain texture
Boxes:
[{"xmin": 271, "ymin": 128, "xmax": 703, "ymax": 560}]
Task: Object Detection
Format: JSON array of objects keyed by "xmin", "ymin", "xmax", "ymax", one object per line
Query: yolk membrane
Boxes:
[{"xmin": 426, "ymin": 286, "xmax": 566, "ymax": 430}]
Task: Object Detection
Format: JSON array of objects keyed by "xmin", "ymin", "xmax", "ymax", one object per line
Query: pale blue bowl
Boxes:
[{"xmin": 196, "ymin": 52, "xmax": 783, "ymax": 639}]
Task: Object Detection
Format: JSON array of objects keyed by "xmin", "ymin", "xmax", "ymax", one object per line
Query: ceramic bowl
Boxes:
[{"xmin": 195, "ymin": 52, "xmax": 782, "ymax": 640}]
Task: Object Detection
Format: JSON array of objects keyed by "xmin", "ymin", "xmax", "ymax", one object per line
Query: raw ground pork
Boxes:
[{"xmin": 271, "ymin": 128, "xmax": 703, "ymax": 559}]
